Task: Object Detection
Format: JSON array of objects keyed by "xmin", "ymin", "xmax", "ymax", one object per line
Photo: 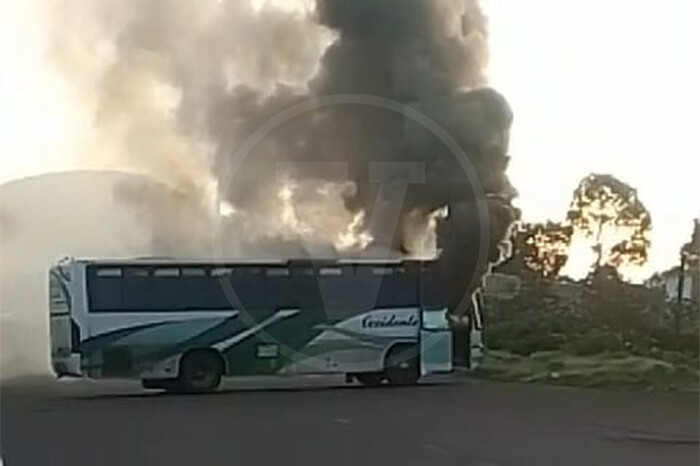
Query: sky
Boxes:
[
  {"xmin": 0, "ymin": 0, "xmax": 698, "ymax": 279},
  {"xmin": 481, "ymin": 0, "xmax": 700, "ymax": 278}
]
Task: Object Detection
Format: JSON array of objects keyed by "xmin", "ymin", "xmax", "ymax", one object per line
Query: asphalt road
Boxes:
[{"xmin": 1, "ymin": 375, "xmax": 698, "ymax": 466}]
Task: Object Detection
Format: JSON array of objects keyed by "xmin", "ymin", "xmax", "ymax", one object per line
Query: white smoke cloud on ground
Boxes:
[{"xmin": 0, "ymin": 171, "xmax": 163, "ymax": 378}]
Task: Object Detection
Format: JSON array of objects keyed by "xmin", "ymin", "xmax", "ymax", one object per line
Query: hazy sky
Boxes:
[
  {"xmin": 482, "ymin": 0, "xmax": 699, "ymax": 277},
  {"xmin": 1, "ymin": 0, "xmax": 698, "ymax": 278}
]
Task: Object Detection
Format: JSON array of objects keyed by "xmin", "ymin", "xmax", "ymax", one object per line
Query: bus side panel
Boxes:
[
  {"xmin": 76, "ymin": 261, "xmax": 433, "ymax": 380},
  {"xmin": 82, "ymin": 264, "xmax": 242, "ymax": 378},
  {"xmin": 212, "ymin": 309, "xmax": 319, "ymax": 376},
  {"xmin": 274, "ymin": 265, "xmax": 421, "ymax": 376},
  {"xmin": 279, "ymin": 308, "xmax": 420, "ymax": 375},
  {"xmin": 81, "ymin": 312, "xmax": 240, "ymax": 378}
]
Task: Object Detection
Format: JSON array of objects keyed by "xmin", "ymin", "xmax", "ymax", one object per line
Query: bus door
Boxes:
[{"xmin": 419, "ymin": 308, "xmax": 453, "ymax": 375}]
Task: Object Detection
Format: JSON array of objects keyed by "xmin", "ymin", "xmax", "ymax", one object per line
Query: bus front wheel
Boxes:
[
  {"xmin": 176, "ymin": 350, "xmax": 224, "ymax": 394},
  {"xmin": 385, "ymin": 345, "xmax": 419, "ymax": 386}
]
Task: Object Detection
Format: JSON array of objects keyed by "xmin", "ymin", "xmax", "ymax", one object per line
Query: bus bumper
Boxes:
[{"xmin": 52, "ymin": 354, "xmax": 82, "ymax": 378}]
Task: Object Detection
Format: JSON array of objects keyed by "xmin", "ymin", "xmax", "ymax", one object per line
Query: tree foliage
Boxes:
[
  {"xmin": 567, "ymin": 174, "xmax": 651, "ymax": 272},
  {"xmin": 484, "ymin": 267, "xmax": 677, "ymax": 357},
  {"xmin": 681, "ymin": 220, "xmax": 699, "ymax": 266},
  {"xmin": 681, "ymin": 220, "xmax": 700, "ymax": 302},
  {"xmin": 500, "ymin": 221, "xmax": 573, "ymax": 278}
]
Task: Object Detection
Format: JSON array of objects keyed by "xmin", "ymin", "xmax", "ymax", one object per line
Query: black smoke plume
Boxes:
[{"xmin": 50, "ymin": 0, "xmax": 517, "ymax": 309}]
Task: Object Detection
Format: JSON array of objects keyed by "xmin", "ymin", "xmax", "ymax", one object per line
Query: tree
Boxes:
[
  {"xmin": 681, "ymin": 219, "xmax": 699, "ymax": 302},
  {"xmin": 499, "ymin": 221, "xmax": 573, "ymax": 279},
  {"xmin": 567, "ymin": 174, "xmax": 651, "ymax": 273},
  {"xmin": 681, "ymin": 219, "xmax": 699, "ymax": 266},
  {"xmin": 582, "ymin": 264, "xmax": 665, "ymax": 354}
]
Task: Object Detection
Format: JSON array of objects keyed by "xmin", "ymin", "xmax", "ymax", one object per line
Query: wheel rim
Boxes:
[
  {"xmin": 386, "ymin": 349, "xmax": 418, "ymax": 386},
  {"xmin": 183, "ymin": 356, "xmax": 220, "ymax": 391},
  {"xmin": 191, "ymin": 367, "xmax": 215, "ymax": 388}
]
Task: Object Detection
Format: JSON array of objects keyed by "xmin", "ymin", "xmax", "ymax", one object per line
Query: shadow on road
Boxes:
[{"xmin": 70, "ymin": 378, "xmax": 456, "ymax": 401}]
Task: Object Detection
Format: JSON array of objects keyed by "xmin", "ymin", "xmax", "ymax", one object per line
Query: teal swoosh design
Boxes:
[
  {"xmin": 81, "ymin": 318, "xmax": 230, "ymax": 365},
  {"xmin": 80, "ymin": 322, "xmax": 170, "ymax": 354},
  {"xmin": 213, "ymin": 309, "xmax": 300, "ymax": 352},
  {"xmin": 81, "ymin": 309, "xmax": 418, "ymax": 377},
  {"xmin": 312, "ymin": 324, "xmax": 405, "ymax": 346},
  {"xmin": 141, "ymin": 313, "xmax": 245, "ymax": 363},
  {"xmin": 301, "ymin": 340, "xmax": 385, "ymax": 357},
  {"xmin": 218, "ymin": 310, "xmax": 324, "ymax": 375},
  {"xmin": 116, "ymin": 318, "xmax": 228, "ymax": 346}
]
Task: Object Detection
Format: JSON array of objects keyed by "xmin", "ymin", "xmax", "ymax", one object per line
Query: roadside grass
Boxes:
[{"xmin": 475, "ymin": 349, "xmax": 700, "ymax": 392}]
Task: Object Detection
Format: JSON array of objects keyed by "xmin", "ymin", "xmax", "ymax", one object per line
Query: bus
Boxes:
[{"xmin": 49, "ymin": 256, "xmax": 482, "ymax": 393}]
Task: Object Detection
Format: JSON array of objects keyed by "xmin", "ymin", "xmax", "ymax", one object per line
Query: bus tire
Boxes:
[
  {"xmin": 176, "ymin": 350, "xmax": 224, "ymax": 394},
  {"xmin": 355, "ymin": 372, "xmax": 384, "ymax": 387},
  {"xmin": 385, "ymin": 345, "xmax": 419, "ymax": 387}
]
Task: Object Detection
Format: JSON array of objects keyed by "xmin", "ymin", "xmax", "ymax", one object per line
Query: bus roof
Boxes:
[{"xmin": 60, "ymin": 256, "xmax": 438, "ymax": 267}]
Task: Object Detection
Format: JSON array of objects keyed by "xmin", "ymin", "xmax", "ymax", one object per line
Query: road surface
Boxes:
[{"xmin": 1, "ymin": 375, "xmax": 698, "ymax": 465}]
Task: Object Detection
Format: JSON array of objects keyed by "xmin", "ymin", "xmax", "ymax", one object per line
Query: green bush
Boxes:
[
  {"xmin": 649, "ymin": 328, "xmax": 700, "ymax": 357},
  {"xmin": 567, "ymin": 330, "xmax": 624, "ymax": 356},
  {"xmin": 478, "ymin": 349, "xmax": 699, "ymax": 391},
  {"xmin": 483, "ymin": 274, "xmax": 698, "ymax": 360},
  {"xmin": 485, "ymin": 320, "xmax": 568, "ymax": 356}
]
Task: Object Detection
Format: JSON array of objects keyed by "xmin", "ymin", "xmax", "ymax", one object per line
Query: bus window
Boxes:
[
  {"xmin": 149, "ymin": 268, "xmax": 182, "ymax": 310},
  {"xmin": 375, "ymin": 267, "xmax": 417, "ymax": 308},
  {"xmin": 120, "ymin": 268, "xmax": 150, "ymax": 311},
  {"xmin": 88, "ymin": 267, "xmax": 123, "ymax": 311},
  {"xmin": 154, "ymin": 268, "xmax": 180, "ymax": 277},
  {"xmin": 126, "ymin": 268, "xmax": 149, "ymax": 278},
  {"xmin": 266, "ymin": 268, "xmax": 290, "ymax": 277},
  {"xmin": 211, "ymin": 268, "xmax": 233, "ymax": 277},
  {"xmin": 317, "ymin": 265, "xmax": 375, "ymax": 318},
  {"xmin": 422, "ymin": 308, "xmax": 450, "ymax": 330},
  {"xmin": 182, "ymin": 268, "xmax": 206, "ymax": 277}
]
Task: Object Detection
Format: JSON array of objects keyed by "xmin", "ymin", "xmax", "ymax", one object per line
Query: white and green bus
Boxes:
[{"xmin": 49, "ymin": 257, "xmax": 482, "ymax": 393}]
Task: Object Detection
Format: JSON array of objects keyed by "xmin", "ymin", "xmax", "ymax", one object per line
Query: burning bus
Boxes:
[{"xmin": 49, "ymin": 256, "xmax": 483, "ymax": 393}]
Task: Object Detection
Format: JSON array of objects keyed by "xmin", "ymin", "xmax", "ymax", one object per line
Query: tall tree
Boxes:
[
  {"xmin": 499, "ymin": 221, "xmax": 573, "ymax": 279},
  {"xmin": 681, "ymin": 219, "xmax": 700, "ymax": 265},
  {"xmin": 567, "ymin": 174, "xmax": 651, "ymax": 273},
  {"xmin": 681, "ymin": 219, "xmax": 700, "ymax": 302}
]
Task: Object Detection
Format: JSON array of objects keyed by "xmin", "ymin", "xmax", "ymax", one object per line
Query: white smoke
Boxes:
[{"xmin": 0, "ymin": 171, "xmax": 160, "ymax": 378}]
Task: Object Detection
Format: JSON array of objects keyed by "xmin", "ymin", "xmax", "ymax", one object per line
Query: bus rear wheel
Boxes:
[
  {"xmin": 176, "ymin": 351, "xmax": 223, "ymax": 394},
  {"xmin": 385, "ymin": 345, "xmax": 419, "ymax": 387}
]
